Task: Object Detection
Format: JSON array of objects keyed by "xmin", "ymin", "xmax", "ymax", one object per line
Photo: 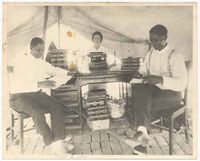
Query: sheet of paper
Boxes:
[
  {"xmin": 49, "ymin": 75, "xmax": 72, "ymax": 89},
  {"xmin": 109, "ymin": 65, "xmax": 121, "ymax": 71},
  {"xmin": 129, "ymin": 78, "xmax": 143, "ymax": 84}
]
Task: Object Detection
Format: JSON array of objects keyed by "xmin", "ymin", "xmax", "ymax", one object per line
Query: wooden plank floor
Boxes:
[{"xmin": 6, "ymin": 116, "xmax": 193, "ymax": 156}]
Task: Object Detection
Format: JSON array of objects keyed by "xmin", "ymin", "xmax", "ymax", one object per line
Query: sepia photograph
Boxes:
[{"xmin": 2, "ymin": 2, "xmax": 198, "ymax": 159}]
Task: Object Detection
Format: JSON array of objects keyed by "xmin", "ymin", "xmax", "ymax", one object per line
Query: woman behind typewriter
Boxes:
[{"xmin": 86, "ymin": 31, "xmax": 114, "ymax": 91}]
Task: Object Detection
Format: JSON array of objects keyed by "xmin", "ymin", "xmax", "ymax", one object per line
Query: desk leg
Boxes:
[
  {"xmin": 131, "ymin": 84, "xmax": 134, "ymax": 121},
  {"xmin": 119, "ymin": 82, "xmax": 121, "ymax": 98},
  {"xmin": 77, "ymin": 78, "xmax": 83, "ymax": 133},
  {"xmin": 126, "ymin": 83, "xmax": 129, "ymax": 106},
  {"xmin": 122, "ymin": 83, "xmax": 124, "ymax": 99}
]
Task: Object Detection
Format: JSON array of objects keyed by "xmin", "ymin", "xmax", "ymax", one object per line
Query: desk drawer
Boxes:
[
  {"xmin": 52, "ymin": 84, "xmax": 77, "ymax": 92},
  {"xmin": 51, "ymin": 91, "xmax": 78, "ymax": 103},
  {"xmin": 64, "ymin": 115, "xmax": 80, "ymax": 126},
  {"xmin": 64, "ymin": 106, "xmax": 79, "ymax": 113},
  {"xmin": 64, "ymin": 102, "xmax": 79, "ymax": 108}
]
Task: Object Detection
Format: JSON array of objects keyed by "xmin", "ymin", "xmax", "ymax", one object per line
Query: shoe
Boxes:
[
  {"xmin": 132, "ymin": 131, "xmax": 151, "ymax": 147},
  {"xmin": 134, "ymin": 145, "xmax": 147, "ymax": 154},
  {"xmin": 64, "ymin": 135, "xmax": 73, "ymax": 142},
  {"xmin": 49, "ymin": 140, "xmax": 68, "ymax": 156},
  {"xmin": 62, "ymin": 142, "xmax": 74, "ymax": 152}
]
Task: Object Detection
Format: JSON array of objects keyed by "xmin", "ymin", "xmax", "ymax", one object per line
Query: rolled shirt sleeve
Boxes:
[{"xmin": 162, "ymin": 54, "xmax": 187, "ymax": 92}]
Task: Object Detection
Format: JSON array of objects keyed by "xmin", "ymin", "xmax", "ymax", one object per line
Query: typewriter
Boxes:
[{"xmin": 88, "ymin": 52, "xmax": 108, "ymax": 71}]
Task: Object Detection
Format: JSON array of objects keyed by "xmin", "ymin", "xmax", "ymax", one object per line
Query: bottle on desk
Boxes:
[{"xmin": 68, "ymin": 61, "xmax": 76, "ymax": 72}]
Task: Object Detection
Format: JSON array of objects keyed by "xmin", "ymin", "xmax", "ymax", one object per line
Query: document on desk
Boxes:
[
  {"xmin": 129, "ymin": 78, "xmax": 143, "ymax": 84},
  {"xmin": 49, "ymin": 75, "xmax": 72, "ymax": 89}
]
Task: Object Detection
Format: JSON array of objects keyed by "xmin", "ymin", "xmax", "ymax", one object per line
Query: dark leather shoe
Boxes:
[{"xmin": 134, "ymin": 145, "xmax": 147, "ymax": 154}]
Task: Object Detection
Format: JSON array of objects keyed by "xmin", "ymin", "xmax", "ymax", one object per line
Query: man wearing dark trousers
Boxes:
[
  {"xmin": 131, "ymin": 25, "xmax": 187, "ymax": 147},
  {"xmin": 9, "ymin": 37, "xmax": 73, "ymax": 155}
]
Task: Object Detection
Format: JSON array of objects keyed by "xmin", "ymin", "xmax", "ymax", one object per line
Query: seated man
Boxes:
[
  {"xmin": 131, "ymin": 25, "xmax": 187, "ymax": 146},
  {"xmin": 9, "ymin": 37, "xmax": 73, "ymax": 155}
]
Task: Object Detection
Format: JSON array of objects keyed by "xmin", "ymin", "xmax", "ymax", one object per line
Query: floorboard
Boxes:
[
  {"xmin": 101, "ymin": 141, "xmax": 113, "ymax": 155},
  {"xmin": 6, "ymin": 117, "xmax": 193, "ymax": 156}
]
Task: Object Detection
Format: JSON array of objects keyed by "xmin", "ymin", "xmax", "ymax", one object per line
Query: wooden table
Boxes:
[
  {"xmin": 77, "ymin": 71, "xmax": 138, "ymax": 87},
  {"xmin": 75, "ymin": 70, "xmax": 139, "ymax": 128}
]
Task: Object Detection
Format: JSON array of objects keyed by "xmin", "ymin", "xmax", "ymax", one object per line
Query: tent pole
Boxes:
[
  {"xmin": 42, "ymin": 6, "xmax": 49, "ymax": 42},
  {"xmin": 58, "ymin": 7, "xmax": 61, "ymax": 49}
]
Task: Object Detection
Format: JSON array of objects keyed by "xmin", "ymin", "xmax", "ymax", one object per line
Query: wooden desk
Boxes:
[
  {"xmin": 52, "ymin": 70, "xmax": 139, "ymax": 129},
  {"xmin": 76, "ymin": 70, "xmax": 139, "ymax": 128},
  {"xmin": 77, "ymin": 71, "xmax": 138, "ymax": 87}
]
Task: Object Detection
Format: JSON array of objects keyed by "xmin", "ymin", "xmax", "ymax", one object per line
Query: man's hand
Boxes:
[
  {"xmin": 142, "ymin": 75, "xmax": 163, "ymax": 85},
  {"xmin": 38, "ymin": 80, "xmax": 56, "ymax": 88}
]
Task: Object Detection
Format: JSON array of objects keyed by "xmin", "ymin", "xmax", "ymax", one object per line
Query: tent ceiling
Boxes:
[{"xmin": 5, "ymin": 5, "xmax": 193, "ymax": 61}]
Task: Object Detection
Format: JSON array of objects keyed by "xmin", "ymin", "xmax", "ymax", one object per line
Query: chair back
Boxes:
[{"xmin": 182, "ymin": 61, "xmax": 191, "ymax": 106}]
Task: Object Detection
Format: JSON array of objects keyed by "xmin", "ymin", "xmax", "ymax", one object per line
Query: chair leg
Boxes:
[
  {"xmin": 169, "ymin": 116, "xmax": 174, "ymax": 155},
  {"xmin": 10, "ymin": 113, "xmax": 14, "ymax": 142},
  {"xmin": 184, "ymin": 112, "xmax": 190, "ymax": 144},
  {"xmin": 160, "ymin": 116, "xmax": 163, "ymax": 132},
  {"xmin": 19, "ymin": 116, "xmax": 24, "ymax": 153},
  {"xmin": 126, "ymin": 83, "xmax": 129, "ymax": 106}
]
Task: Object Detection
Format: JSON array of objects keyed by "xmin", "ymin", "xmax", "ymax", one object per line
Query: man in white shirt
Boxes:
[
  {"xmin": 9, "ymin": 37, "xmax": 73, "ymax": 155},
  {"xmin": 131, "ymin": 25, "xmax": 187, "ymax": 146}
]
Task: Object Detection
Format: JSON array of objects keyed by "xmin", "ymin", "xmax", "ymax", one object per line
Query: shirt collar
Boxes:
[
  {"xmin": 27, "ymin": 51, "xmax": 43, "ymax": 61},
  {"xmin": 153, "ymin": 44, "xmax": 170, "ymax": 54},
  {"xmin": 92, "ymin": 45, "xmax": 103, "ymax": 51}
]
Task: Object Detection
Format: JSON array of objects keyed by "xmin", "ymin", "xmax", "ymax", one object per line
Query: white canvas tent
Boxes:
[
  {"xmin": 3, "ymin": 4, "xmax": 195, "ymax": 148},
  {"xmin": 5, "ymin": 4, "xmax": 193, "ymax": 63},
  {"xmin": 4, "ymin": 3, "xmax": 194, "ymax": 108}
]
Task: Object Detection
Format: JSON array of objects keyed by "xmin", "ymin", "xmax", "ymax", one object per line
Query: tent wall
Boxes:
[
  {"xmin": 6, "ymin": 5, "xmax": 193, "ymax": 63},
  {"xmin": 61, "ymin": 6, "xmax": 193, "ymax": 60},
  {"xmin": 6, "ymin": 6, "xmax": 57, "ymax": 64}
]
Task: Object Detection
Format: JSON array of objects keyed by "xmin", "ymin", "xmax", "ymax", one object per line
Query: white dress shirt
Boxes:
[
  {"xmin": 87, "ymin": 45, "xmax": 107, "ymax": 53},
  {"xmin": 139, "ymin": 45, "xmax": 187, "ymax": 92},
  {"xmin": 9, "ymin": 52, "xmax": 69, "ymax": 94}
]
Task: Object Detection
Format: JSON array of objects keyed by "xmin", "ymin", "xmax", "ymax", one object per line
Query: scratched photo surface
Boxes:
[{"xmin": 2, "ymin": 2, "xmax": 197, "ymax": 159}]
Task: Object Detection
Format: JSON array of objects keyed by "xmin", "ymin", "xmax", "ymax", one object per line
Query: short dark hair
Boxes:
[
  {"xmin": 149, "ymin": 24, "xmax": 168, "ymax": 37},
  {"xmin": 92, "ymin": 31, "xmax": 103, "ymax": 42},
  {"xmin": 30, "ymin": 37, "xmax": 44, "ymax": 48}
]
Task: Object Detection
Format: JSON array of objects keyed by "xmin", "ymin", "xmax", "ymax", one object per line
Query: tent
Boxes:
[
  {"xmin": 4, "ymin": 3, "xmax": 194, "ymax": 108},
  {"xmin": 3, "ymin": 4, "xmax": 196, "ymax": 144},
  {"xmin": 5, "ymin": 4, "xmax": 193, "ymax": 64}
]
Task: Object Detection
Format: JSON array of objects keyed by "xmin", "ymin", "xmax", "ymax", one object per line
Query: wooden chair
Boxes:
[
  {"xmin": 151, "ymin": 88, "xmax": 190, "ymax": 155},
  {"xmin": 10, "ymin": 108, "xmax": 52, "ymax": 154},
  {"xmin": 10, "ymin": 109, "xmax": 36, "ymax": 153},
  {"xmin": 151, "ymin": 61, "xmax": 191, "ymax": 155}
]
